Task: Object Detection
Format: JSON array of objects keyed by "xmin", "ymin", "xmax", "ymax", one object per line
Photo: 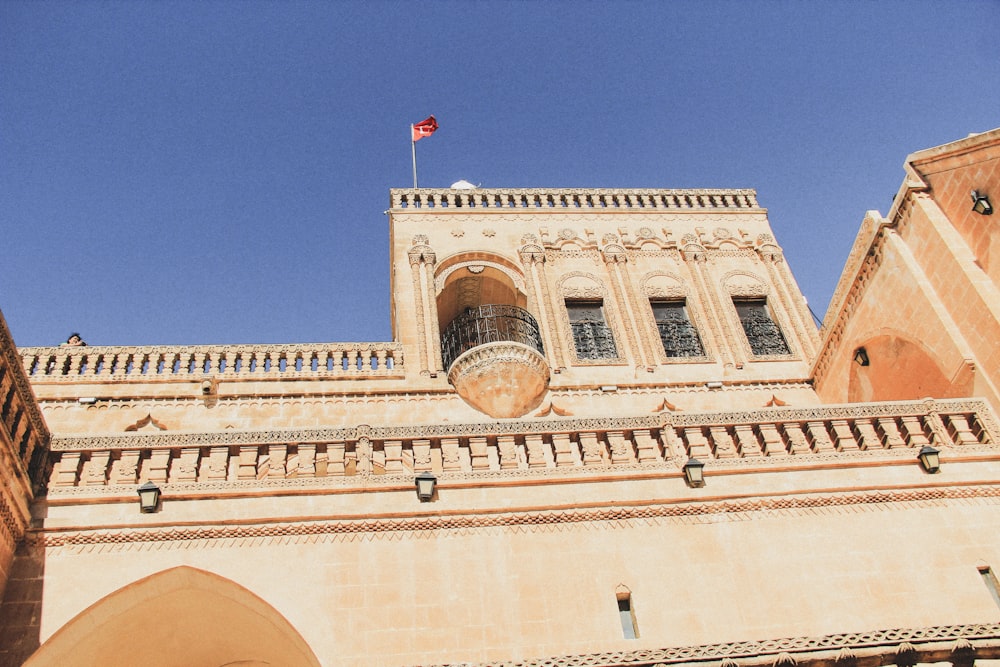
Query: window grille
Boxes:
[
  {"xmin": 567, "ymin": 301, "xmax": 617, "ymax": 360},
  {"xmin": 734, "ymin": 298, "xmax": 790, "ymax": 356},
  {"xmin": 651, "ymin": 300, "xmax": 703, "ymax": 357}
]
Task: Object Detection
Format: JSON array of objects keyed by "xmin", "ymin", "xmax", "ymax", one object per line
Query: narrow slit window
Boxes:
[
  {"xmin": 567, "ymin": 300, "xmax": 617, "ymax": 360},
  {"xmin": 980, "ymin": 566, "xmax": 1000, "ymax": 610},
  {"xmin": 617, "ymin": 594, "xmax": 638, "ymax": 639},
  {"xmin": 734, "ymin": 298, "xmax": 790, "ymax": 356},
  {"xmin": 652, "ymin": 300, "xmax": 703, "ymax": 357}
]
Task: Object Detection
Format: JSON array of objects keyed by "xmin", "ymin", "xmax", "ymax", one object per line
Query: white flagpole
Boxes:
[{"xmin": 411, "ymin": 125, "xmax": 418, "ymax": 189}]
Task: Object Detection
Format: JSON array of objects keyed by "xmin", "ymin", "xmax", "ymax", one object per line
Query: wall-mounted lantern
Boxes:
[
  {"xmin": 682, "ymin": 458, "xmax": 706, "ymax": 488},
  {"xmin": 918, "ymin": 445, "xmax": 941, "ymax": 474},
  {"xmin": 415, "ymin": 472, "xmax": 437, "ymax": 501},
  {"xmin": 972, "ymin": 190, "xmax": 993, "ymax": 215},
  {"xmin": 137, "ymin": 481, "xmax": 161, "ymax": 513},
  {"xmin": 853, "ymin": 347, "xmax": 870, "ymax": 366}
]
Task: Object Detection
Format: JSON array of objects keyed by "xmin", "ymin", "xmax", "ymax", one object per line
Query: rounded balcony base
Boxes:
[{"xmin": 448, "ymin": 342, "xmax": 550, "ymax": 419}]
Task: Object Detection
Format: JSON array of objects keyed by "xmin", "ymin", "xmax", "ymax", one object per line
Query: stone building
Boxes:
[{"xmin": 0, "ymin": 129, "xmax": 999, "ymax": 667}]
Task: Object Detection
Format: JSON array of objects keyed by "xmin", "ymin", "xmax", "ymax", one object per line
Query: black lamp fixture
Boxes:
[
  {"xmin": 918, "ymin": 445, "xmax": 941, "ymax": 474},
  {"xmin": 972, "ymin": 190, "xmax": 993, "ymax": 215},
  {"xmin": 414, "ymin": 471, "xmax": 437, "ymax": 501},
  {"xmin": 682, "ymin": 457, "xmax": 706, "ymax": 488},
  {"xmin": 853, "ymin": 347, "xmax": 870, "ymax": 366},
  {"xmin": 137, "ymin": 481, "xmax": 161, "ymax": 513}
]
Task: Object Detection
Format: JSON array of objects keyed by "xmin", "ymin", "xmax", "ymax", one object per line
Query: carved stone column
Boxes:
[
  {"xmin": 602, "ymin": 241, "xmax": 651, "ymax": 368},
  {"xmin": 519, "ymin": 238, "xmax": 564, "ymax": 370},
  {"xmin": 681, "ymin": 243, "xmax": 737, "ymax": 367},
  {"xmin": 408, "ymin": 238, "xmax": 438, "ymax": 377}
]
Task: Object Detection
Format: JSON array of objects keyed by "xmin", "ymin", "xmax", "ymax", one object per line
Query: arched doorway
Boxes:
[{"xmin": 25, "ymin": 566, "xmax": 321, "ymax": 667}]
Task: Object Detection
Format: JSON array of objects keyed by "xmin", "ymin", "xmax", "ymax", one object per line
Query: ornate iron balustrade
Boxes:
[{"xmin": 441, "ymin": 305, "xmax": 544, "ymax": 370}]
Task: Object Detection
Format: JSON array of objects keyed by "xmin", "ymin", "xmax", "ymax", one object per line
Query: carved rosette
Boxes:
[{"xmin": 447, "ymin": 342, "xmax": 550, "ymax": 419}]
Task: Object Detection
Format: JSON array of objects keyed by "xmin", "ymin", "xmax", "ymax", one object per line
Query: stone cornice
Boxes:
[
  {"xmin": 412, "ymin": 623, "xmax": 1000, "ymax": 667},
  {"xmin": 30, "ymin": 485, "xmax": 1000, "ymax": 551}
]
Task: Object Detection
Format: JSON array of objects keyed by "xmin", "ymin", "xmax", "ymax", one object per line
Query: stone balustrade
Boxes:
[
  {"xmin": 390, "ymin": 188, "xmax": 760, "ymax": 211},
  {"xmin": 20, "ymin": 342, "xmax": 404, "ymax": 383},
  {"xmin": 45, "ymin": 398, "xmax": 996, "ymax": 490}
]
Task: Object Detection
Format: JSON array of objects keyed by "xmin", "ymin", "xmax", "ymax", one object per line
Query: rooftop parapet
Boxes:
[
  {"xmin": 20, "ymin": 342, "xmax": 404, "ymax": 384},
  {"xmin": 390, "ymin": 188, "xmax": 760, "ymax": 211}
]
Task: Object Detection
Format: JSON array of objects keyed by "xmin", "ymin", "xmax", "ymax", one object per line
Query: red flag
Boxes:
[{"xmin": 412, "ymin": 115, "xmax": 438, "ymax": 142}]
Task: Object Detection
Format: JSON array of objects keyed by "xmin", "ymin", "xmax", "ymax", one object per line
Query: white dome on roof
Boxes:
[{"xmin": 450, "ymin": 180, "xmax": 477, "ymax": 189}]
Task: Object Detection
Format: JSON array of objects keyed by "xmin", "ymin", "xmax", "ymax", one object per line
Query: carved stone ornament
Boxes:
[
  {"xmin": 448, "ymin": 342, "xmax": 550, "ymax": 419},
  {"xmin": 724, "ymin": 271, "xmax": 769, "ymax": 297},
  {"xmin": 467, "ymin": 265, "xmax": 485, "ymax": 274},
  {"xmin": 450, "ymin": 228, "xmax": 465, "ymax": 237},
  {"xmin": 558, "ymin": 228, "xmax": 577, "ymax": 240},
  {"xmin": 635, "ymin": 227, "xmax": 655, "ymax": 240},
  {"xmin": 482, "ymin": 228, "xmax": 496, "ymax": 237},
  {"xmin": 713, "ymin": 227, "xmax": 733, "ymax": 240},
  {"xmin": 411, "ymin": 234, "xmax": 429, "ymax": 246}
]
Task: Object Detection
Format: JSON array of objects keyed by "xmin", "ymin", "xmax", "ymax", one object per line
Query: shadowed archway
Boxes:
[{"xmin": 25, "ymin": 566, "xmax": 321, "ymax": 667}]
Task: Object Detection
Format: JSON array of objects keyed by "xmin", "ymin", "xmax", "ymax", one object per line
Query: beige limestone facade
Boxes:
[{"xmin": 1, "ymin": 131, "xmax": 1000, "ymax": 667}]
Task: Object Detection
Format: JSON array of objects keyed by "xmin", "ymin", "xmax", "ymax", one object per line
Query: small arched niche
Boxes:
[{"xmin": 25, "ymin": 566, "xmax": 321, "ymax": 667}]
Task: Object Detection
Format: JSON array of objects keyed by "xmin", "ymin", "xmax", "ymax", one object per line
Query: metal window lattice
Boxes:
[
  {"xmin": 568, "ymin": 302, "xmax": 617, "ymax": 360},
  {"xmin": 652, "ymin": 302, "xmax": 703, "ymax": 357},
  {"xmin": 736, "ymin": 299, "xmax": 790, "ymax": 356}
]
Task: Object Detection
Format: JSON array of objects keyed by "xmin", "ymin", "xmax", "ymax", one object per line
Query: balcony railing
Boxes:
[
  {"xmin": 20, "ymin": 342, "xmax": 404, "ymax": 383},
  {"xmin": 441, "ymin": 305, "xmax": 544, "ymax": 370}
]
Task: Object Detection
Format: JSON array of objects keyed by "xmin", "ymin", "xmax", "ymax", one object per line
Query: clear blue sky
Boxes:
[{"xmin": 2, "ymin": 1, "xmax": 998, "ymax": 347}]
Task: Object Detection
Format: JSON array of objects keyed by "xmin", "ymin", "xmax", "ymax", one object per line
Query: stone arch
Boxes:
[
  {"xmin": 25, "ymin": 566, "xmax": 321, "ymax": 667},
  {"xmin": 722, "ymin": 270, "xmax": 770, "ymax": 297},
  {"xmin": 847, "ymin": 330, "xmax": 972, "ymax": 403},
  {"xmin": 434, "ymin": 253, "xmax": 527, "ymax": 333}
]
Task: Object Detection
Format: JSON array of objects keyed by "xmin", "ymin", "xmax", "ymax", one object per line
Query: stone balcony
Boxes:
[
  {"xmin": 389, "ymin": 187, "xmax": 761, "ymax": 211},
  {"xmin": 441, "ymin": 305, "xmax": 549, "ymax": 418}
]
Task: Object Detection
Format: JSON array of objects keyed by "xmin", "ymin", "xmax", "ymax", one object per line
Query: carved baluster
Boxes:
[
  {"xmin": 877, "ymin": 417, "xmax": 907, "ymax": 449},
  {"xmin": 607, "ymin": 431, "xmax": 632, "ymax": 465},
  {"xmin": 469, "ymin": 436, "xmax": 490, "ymax": 471},
  {"xmin": 946, "ymin": 414, "xmax": 979, "ymax": 445},
  {"xmin": 204, "ymin": 446, "xmax": 229, "ymax": 481},
  {"xmin": 660, "ymin": 426, "xmax": 686, "ymax": 460},
  {"xmin": 899, "ymin": 416, "xmax": 931, "ymax": 448},
  {"xmin": 145, "ymin": 449, "xmax": 171, "ymax": 484},
  {"xmin": 347, "ymin": 350, "xmax": 359, "ymax": 372},
  {"xmin": 579, "ymin": 432, "xmax": 603, "ymax": 466},
  {"xmin": 783, "ymin": 423, "xmax": 810, "ymax": 455},
  {"xmin": 375, "ymin": 349, "xmax": 387, "ymax": 371},
  {"xmin": 684, "ymin": 427, "xmax": 712, "ymax": 459},
  {"xmin": 525, "ymin": 434, "xmax": 548, "ymax": 468},
  {"xmin": 112, "ymin": 450, "xmax": 141, "ymax": 485},
  {"xmin": 270, "ymin": 443, "xmax": 289, "ymax": 477},
  {"xmin": 853, "ymin": 419, "xmax": 882, "ymax": 450},
  {"xmin": 296, "ymin": 444, "xmax": 315, "ymax": 477},
  {"xmin": 552, "ymin": 433, "xmax": 576, "ymax": 466},
  {"xmin": 82, "ymin": 451, "xmax": 109, "ymax": 485},
  {"xmin": 634, "ymin": 429, "xmax": 662, "ymax": 463},
  {"xmin": 829, "ymin": 420, "xmax": 859, "ymax": 450},
  {"xmin": 327, "ymin": 441, "xmax": 346, "ymax": 475},
  {"xmin": 709, "ymin": 426, "xmax": 737, "ymax": 458},
  {"xmin": 441, "ymin": 437, "xmax": 462, "ymax": 472},
  {"xmin": 411, "ymin": 439, "xmax": 432, "ymax": 473},
  {"xmin": 237, "ymin": 446, "xmax": 259, "ymax": 480},
  {"xmin": 171, "ymin": 447, "xmax": 200, "ymax": 483},
  {"xmin": 734, "ymin": 425, "xmax": 763, "ymax": 457},
  {"xmin": 498, "ymin": 435, "xmax": 519, "ymax": 469},
  {"xmin": 383, "ymin": 440, "xmax": 404, "ymax": 473},
  {"xmin": 53, "ymin": 452, "xmax": 81, "ymax": 487},
  {"xmin": 806, "ymin": 422, "xmax": 835, "ymax": 453},
  {"xmin": 67, "ymin": 351, "xmax": 82, "ymax": 376},
  {"xmin": 193, "ymin": 352, "xmax": 207, "ymax": 376}
]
